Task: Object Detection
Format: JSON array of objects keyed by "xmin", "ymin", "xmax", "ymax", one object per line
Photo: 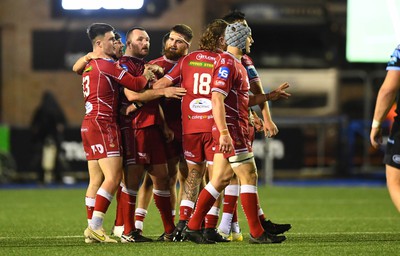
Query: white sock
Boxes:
[
  {"xmin": 218, "ymin": 213, "xmax": 233, "ymax": 234},
  {"xmin": 90, "ymin": 211, "xmax": 105, "ymax": 230},
  {"xmin": 231, "ymin": 221, "xmax": 241, "ymax": 233}
]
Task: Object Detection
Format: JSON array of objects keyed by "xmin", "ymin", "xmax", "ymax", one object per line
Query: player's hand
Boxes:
[
  {"xmin": 264, "ymin": 119, "xmax": 279, "ymax": 138},
  {"xmin": 268, "ymin": 82, "xmax": 291, "ymax": 101},
  {"xmin": 370, "ymin": 127, "xmax": 383, "ymax": 149},
  {"xmin": 219, "ymin": 133, "xmax": 233, "ymax": 153},
  {"xmin": 163, "ymin": 87, "xmax": 186, "ymax": 99},
  {"xmin": 251, "ymin": 110, "xmax": 265, "ymax": 133},
  {"xmin": 85, "ymin": 52, "xmax": 100, "ymax": 61},
  {"xmin": 143, "ymin": 65, "xmax": 156, "ymax": 81},
  {"xmin": 145, "ymin": 64, "xmax": 164, "ymax": 78},
  {"xmin": 124, "ymin": 102, "xmax": 142, "ymax": 115}
]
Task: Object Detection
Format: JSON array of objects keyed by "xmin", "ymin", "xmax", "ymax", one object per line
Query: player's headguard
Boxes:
[{"xmin": 224, "ymin": 22, "xmax": 251, "ymax": 50}]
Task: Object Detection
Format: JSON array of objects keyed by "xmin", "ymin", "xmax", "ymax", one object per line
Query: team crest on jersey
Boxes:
[
  {"xmin": 235, "ymin": 140, "xmax": 243, "ymax": 146},
  {"xmin": 110, "ymin": 143, "xmax": 115, "ymax": 148}
]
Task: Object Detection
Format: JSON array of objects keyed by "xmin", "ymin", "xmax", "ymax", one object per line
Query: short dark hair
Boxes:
[
  {"xmin": 114, "ymin": 32, "xmax": 121, "ymax": 41},
  {"xmin": 87, "ymin": 23, "xmax": 115, "ymax": 44},
  {"xmin": 161, "ymin": 32, "xmax": 170, "ymax": 55},
  {"xmin": 170, "ymin": 24, "xmax": 193, "ymax": 43},
  {"xmin": 125, "ymin": 26, "xmax": 146, "ymax": 40},
  {"xmin": 222, "ymin": 10, "xmax": 246, "ymax": 23}
]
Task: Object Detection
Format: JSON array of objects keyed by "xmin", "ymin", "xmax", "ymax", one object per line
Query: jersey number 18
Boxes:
[{"xmin": 193, "ymin": 73, "xmax": 211, "ymax": 95}]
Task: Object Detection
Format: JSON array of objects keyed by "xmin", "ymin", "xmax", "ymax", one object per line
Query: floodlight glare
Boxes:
[{"xmin": 61, "ymin": 0, "xmax": 144, "ymax": 10}]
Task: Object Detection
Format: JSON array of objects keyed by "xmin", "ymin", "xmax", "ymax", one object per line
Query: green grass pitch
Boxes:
[{"xmin": 1, "ymin": 185, "xmax": 400, "ymax": 255}]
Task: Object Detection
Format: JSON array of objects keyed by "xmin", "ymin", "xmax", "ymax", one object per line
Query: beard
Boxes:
[
  {"xmin": 132, "ymin": 44, "xmax": 149, "ymax": 59},
  {"xmin": 164, "ymin": 47, "xmax": 185, "ymax": 61}
]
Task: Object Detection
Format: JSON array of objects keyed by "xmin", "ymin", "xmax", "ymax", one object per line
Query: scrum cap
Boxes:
[{"xmin": 224, "ymin": 22, "xmax": 251, "ymax": 50}]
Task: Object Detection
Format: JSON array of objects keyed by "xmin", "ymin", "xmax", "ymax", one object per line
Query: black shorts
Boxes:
[{"xmin": 384, "ymin": 122, "xmax": 400, "ymax": 168}]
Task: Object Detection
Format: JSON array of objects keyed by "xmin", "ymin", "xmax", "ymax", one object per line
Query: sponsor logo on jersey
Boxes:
[
  {"xmin": 393, "ymin": 154, "xmax": 400, "ymax": 164},
  {"xmin": 189, "ymin": 98, "xmax": 212, "ymax": 113},
  {"xmin": 189, "ymin": 61, "xmax": 214, "ymax": 68},
  {"xmin": 218, "ymin": 67, "xmax": 229, "ymax": 79},
  {"xmin": 187, "ymin": 114, "xmax": 213, "ymax": 120},
  {"xmin": 246, "ymin": 65, "xmax": 259, "ymax": 79},
  {"xmin": 215, "ymin": 80, "xmax": 225, "ymax": 86},
  {"xmin": 388, "ymin": 56, "xmax": 400, "ymax": 67},
  {"xmin": 195, "ymin": 53, "xmax": 216, "ymax": 61},
  {"xmin": 85, "ymin": 102, "xmax": 93, "ymax": 114},
  {"xmin": 138, "ymin": 152, "xmax": 149, "ymax": 162},
  {"xmin": 91, "ymin": 144, "xmax": 104, "ymax": 154},
  {"xmin": 184, "ymin": 150, "xmax": 195, "ymax": 158},
  {"xmin": 120, "ymin": 64, "xmax": 129, "ymax": 71},
  {"xmin": 83, "ymin": 66, "xmax": 92, "ymax": 73}
]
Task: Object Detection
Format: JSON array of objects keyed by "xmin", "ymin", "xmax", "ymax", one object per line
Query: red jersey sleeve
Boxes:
[
  {"xmin": 241, "ymin": 54, "xmax": 260, "ymax": 83},
  {"xmin": 164, "ymin": 57, "xmax": 183, "ymax": 84},
  {"xmin": 119, "ymin": 74, "xmax": 148, "ymax": 92},
  {"xmin": 211, "ymin": 54, "xmax": 235, "ymax": 97},
  {"xmin": 100, "ymin": 60, "xmax": 147, "ymax": 91}
]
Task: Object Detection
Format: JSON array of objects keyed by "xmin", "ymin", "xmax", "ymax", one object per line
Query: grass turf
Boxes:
[{"xmin": 1, "ymin": 185, "xmax": 400, "ymax": 255}]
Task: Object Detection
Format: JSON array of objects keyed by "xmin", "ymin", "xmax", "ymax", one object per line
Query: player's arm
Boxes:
[
  {"xmin": 212, "ymin": 91, "xmax": 233, "ymax": 153},
  {"xmin": 123, "ymin": 78, "xmax": 179, "ymax": 114},
  {"xmin": 124, "ymin": 86, "xmax": 186, "ymax": 103},
  {"xmin": 123, "ymin": 63, "xmax": 185, "ymax": 102},
  {"xmin": 72, "ymin": 52, "xmax": 96, "ymax": 75},
  {"xmin": 152, "ymin": 77, "xmax": 174, "ymax": 89},
  {"xmin": 249, "ymin": 79, "xmax": 276, "ymax": 136},
  {"xmin": 123, "ymin": 91, "xmax": 144, "ymax": 115},
  {"xmin": 118, "ymin": 63, "xmax": 158, "ymax": 92},
  {"xmin": 248, "ymin": 82, "xmax": 290, "ymax": 106},
  {"xmin": 370, "ymin": 70, "xmax": 400, "ymax": 148},
  {"xmin": 153, "ymin": 60, "xmax": 182, "ymax": 89}
]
